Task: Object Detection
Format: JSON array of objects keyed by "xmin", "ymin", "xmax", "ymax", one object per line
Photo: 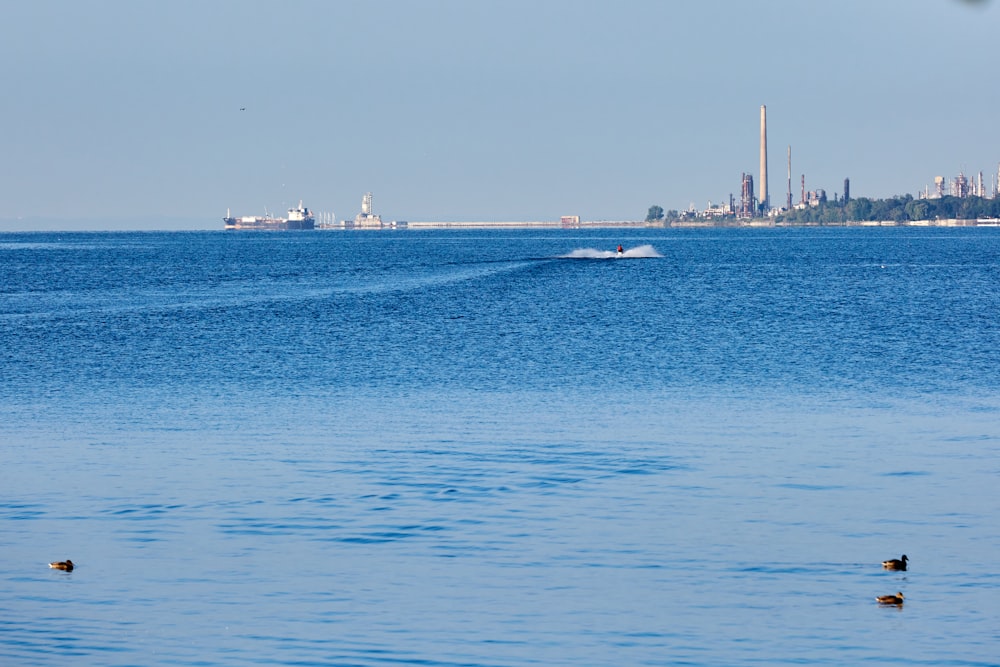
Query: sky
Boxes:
[{"xmin": 1, "ymin": 0, "xmax": 998, "ymax": 230}]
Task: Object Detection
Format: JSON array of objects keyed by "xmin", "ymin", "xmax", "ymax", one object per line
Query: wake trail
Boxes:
[{"xmin": 560, "ymin": 244, "xmax": 662, "ymax": 259}]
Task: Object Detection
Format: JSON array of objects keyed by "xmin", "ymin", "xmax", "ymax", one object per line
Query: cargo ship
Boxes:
[{"xmin": 224, "ymin": 201, "xmax": 315, "ymax": 230}]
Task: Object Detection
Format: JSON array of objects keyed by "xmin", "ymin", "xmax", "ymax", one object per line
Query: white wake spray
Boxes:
[{"xmin": 560, "ymin": 244, "xmax": 662, "ymax": 259}]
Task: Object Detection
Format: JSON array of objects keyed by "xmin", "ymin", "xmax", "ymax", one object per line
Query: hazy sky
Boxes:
[{"xmin": 2, "ymin": 0, "xmax": 998, "ymax": 228}]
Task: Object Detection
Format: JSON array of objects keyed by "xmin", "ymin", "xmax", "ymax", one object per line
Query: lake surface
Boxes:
[{"xmin": 1, "ymin": 227, "xmax": 998, "ymax": 666}]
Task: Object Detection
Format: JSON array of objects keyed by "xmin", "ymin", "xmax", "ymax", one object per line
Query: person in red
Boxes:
[{"xmin": 617, "ymin": 244, "xmax": 624, "ymax": 254}]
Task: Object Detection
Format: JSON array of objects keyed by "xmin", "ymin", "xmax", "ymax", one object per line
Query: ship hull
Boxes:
[
  {"xmin": 226, "ymin": 220, "xmax": 316, "ymax": 231},
  {"xmin": 224, "ymin": 219, "xmax": 315, "ymax": 230}
]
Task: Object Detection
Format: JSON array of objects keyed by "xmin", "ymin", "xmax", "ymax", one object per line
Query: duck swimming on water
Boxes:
[
  {"xmin": 876, "ymin": 592, "xmax": 904, "ymax": 605},
  {"xmin": 882, "ymin": 554, "xmax": 908, "ymax": 571},
  {"xmin": 49, "ymin": 559, "xmax": 74, "ymax": 572}
]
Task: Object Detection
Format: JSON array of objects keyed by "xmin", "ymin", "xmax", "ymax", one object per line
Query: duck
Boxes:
[
  {"xmin": 49, "ymin": 559, "xmax": 74, "ymax": 572},
  {"xmin": 876, "ymin": 592, "xmax": 904, "ymax": 605},
  {"xmin": 882, "ymin": 554, "xmax": 908, "ymax": 571}
]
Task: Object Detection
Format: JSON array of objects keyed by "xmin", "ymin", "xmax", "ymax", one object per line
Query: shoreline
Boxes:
[
  {"xmin": 399, "ymin": 218, "xmax": 995, "ymax": 229},
  {"xmin": 1, "ymin": 218, "xmax": 997, "ymax": 233}
]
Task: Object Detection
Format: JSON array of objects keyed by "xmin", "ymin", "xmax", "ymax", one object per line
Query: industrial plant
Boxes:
[
  {"xmin": 917, "ymin": 169, "xmax": 999, "ymax": 200},
  {"xmin": 681, "ymin": 104, "xmax": 1000, "ymax": 226}
]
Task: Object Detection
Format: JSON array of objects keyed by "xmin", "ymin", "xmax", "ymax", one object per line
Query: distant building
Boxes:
[
  {"xmin": 920, "ymin": 171, "xmax": 997, "ymax": 200},
  {"xmin": 918, "ymin": 176, "xmax": 946, "ymax": 200},
  {"xmin": 354, "ymin": 192, "xmax": 382, "ymax": 227},
  {"xmin": 953, "ymin": 172, "xmax": 970, "ymax": 198},
  {"xmin": 702, "ymin": 201, "xmax": 732, "ymax": 218},
  {"xmin": 795, "ymin": 189, "xmax": 826, "ymax": 209},
  {"xmin": 560, "ymin": 215, "xmax": 580, "ymax": 227},
  {"xmin": 739, "ymin": 172, "xmax": 756, "ymax": 218}
]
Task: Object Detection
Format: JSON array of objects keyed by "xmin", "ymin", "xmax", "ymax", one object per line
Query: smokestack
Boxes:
[
  {"xmin": 786, "ymin": 145, "xmax": 792, "ymax": 211},
  {"xmin": 760, "ymin": 105, "xmax": 768, "ymax": 213}
]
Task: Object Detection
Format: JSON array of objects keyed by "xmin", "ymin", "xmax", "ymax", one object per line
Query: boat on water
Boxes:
[{"xmin": 224, "ymin": 201, "xmax": 315, "ymax": 230}]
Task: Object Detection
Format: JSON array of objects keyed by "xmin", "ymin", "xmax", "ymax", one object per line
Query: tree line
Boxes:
[
  {"xmin": 779, "ymin": 195, "xmax": 1000, "ymax": 224},
  {"xmin": 646, "ymin": 196, "xmax": 1000, "ymax": 224},
  {"xmin": 646, "ymin": 205, "xmax": 681, "ymax": 222}
]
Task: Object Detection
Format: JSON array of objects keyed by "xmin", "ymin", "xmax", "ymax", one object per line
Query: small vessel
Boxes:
[{"xmin": 224, "ymin": 201, "xmax": 315, "ymax": 230}]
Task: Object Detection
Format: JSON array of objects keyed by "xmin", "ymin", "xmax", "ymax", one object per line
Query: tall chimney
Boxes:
[
  {"xmin": 786, "ymin": 145, "xmax": 792, "ymax": 211},
  {"xmin": 760, "ymin": 105, "xmax": 768, "ymax": 213}
]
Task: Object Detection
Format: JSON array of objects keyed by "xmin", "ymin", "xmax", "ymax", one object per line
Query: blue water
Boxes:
[{"xmin": 1, "ymin": 228, "xmax": 998, "ymax": 666}]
